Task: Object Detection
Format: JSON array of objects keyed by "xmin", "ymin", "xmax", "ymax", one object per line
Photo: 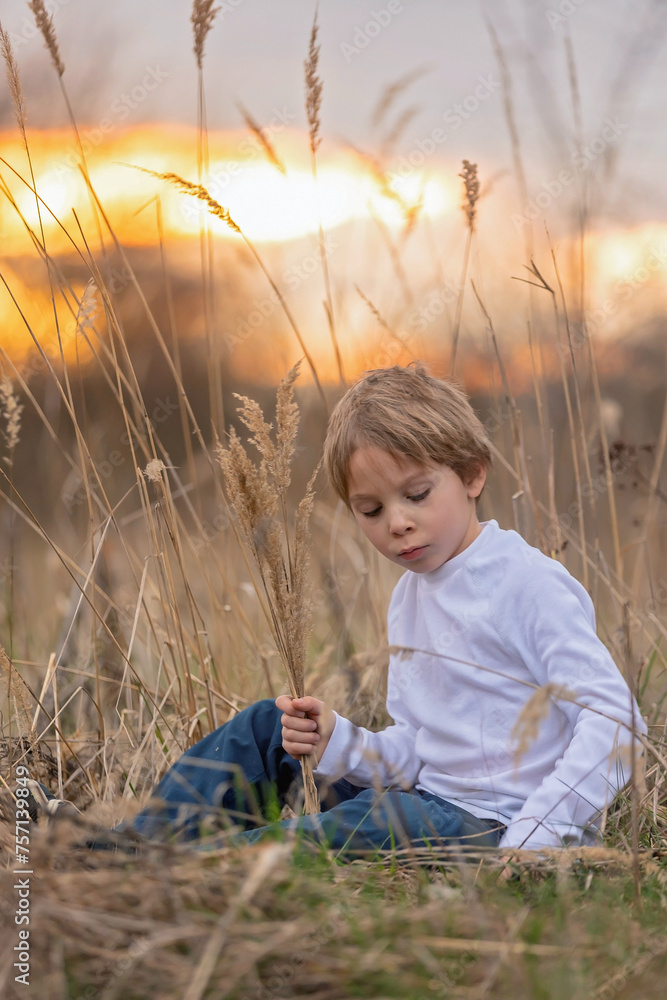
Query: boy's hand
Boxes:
[{"xmin": 275, "ymin": 695, "xmax": 335, "ymax": 764}]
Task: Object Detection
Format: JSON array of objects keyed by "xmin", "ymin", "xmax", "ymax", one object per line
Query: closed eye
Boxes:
[
  {"xmin": 408, "ymin": 489, "xmax": 430, "ymax": 502},
  {"xmin": 361, "ymin": 506, "xmax": 382, "ymax": 518}
]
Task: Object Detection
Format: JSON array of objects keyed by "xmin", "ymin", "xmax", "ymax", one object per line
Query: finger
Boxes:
[
  {"xmin": 292, "ymin": 696, "xmax": 322, "ymax": 716},
  {"xmin": 282, "ymin": 728, "xmax": 320, "ymax": 743},
  {"xmin": 281, "ymin": 715, "xmax": 317, "ymax": 733},
  {"xmin": 278, "ymin": 702, "xmax": 307, "ymax": 719},
  {"xmin": 284, "ymin": 742, "xmax": 316, "ymax": 758},
  {"xmin": 275, "ymin": 695, "xmax": 305, "ymax": 717},
  {"xmin": 283, "ymin": 737, "xmax": 319, "ymax": 757}
]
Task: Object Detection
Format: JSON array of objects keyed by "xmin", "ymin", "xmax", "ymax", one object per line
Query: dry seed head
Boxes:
[
  {"xmin": 0, "ymin": 24, "xmax": 27, "ymax": 141},
  {"xmin": 233, "ymin": 394, "xmax": 277, "ymax": 470},
  {"xmin": 304, "ymin": 8, "xmax": 323, "ymax": 155},
  {"xmin": 215, "ymin": 368, "xmax": 317, "ymax": 723},
  {"xmin": 143, "ymin": 458, "xmax": 166, "ymax": 482},
  {"xmin": 274, "ymin": 361, "xmax": 301, "ymax": 493},
  {"xmin": 511, "ymin": 683, "xmax": 578, "ymax": 765},
  {"xmin": 75, "ymin": 280, "xmax": 98, "ymax": 336},
  {"xmin": 0, "ymin": 645, "xmax": 34, "ymax": 738},
  {"xmin": 459, "ymin": 159, "xmax": 480, "ymax": 229},
  {"xmin": 28, "ymin": 1, "xmax": 64, "ymax": 77},
  {"xmin": 0, "ymin": 376, "xmax": 22, "ymax": 456},
  {"xmin": 236, "ymin": 101, "xmax": 286, "ymax": 175},
  {"xmin": 134, "ymin": 167, "xmax": 242, "ymax": 233},
  {"xmin": 191, "ymin": 1, "xmax": 220, "ymax": 70},
  {"xmin": 216, "ymin": 429, "xmax": 278, "ymax": 545}
]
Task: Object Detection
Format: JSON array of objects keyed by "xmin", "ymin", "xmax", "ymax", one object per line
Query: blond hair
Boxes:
[{"xmin": 324, "ymin": 362, "xmax": 492, "ymax": 506}]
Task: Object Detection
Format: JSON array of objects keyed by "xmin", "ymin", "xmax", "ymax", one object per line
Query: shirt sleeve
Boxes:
[
  {"xmin": 494, "ymin": 562, "xmax": 647, "ymax": 850},
  {"xmin": 314, "ymin": 659, "xmax": 423, "ymax": 788},
  {"xmin": 315, "ymin": 576, "xmax": 422, "ymax": 788}
]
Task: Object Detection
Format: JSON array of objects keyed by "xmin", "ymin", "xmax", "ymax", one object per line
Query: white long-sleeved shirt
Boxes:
[{"xmin": 316, "ymin": 519, "xmax": 646, "ymax": 849}]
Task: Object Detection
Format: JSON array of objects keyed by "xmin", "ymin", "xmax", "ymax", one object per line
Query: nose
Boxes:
[{"xmin": 387, "ymin": 504, "xmax": 414, "ymax": 535}]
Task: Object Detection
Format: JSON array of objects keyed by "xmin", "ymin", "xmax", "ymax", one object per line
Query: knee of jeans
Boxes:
[{"xmin": 249, "ymin": 698, "xmax": 280, "ymax": 719}]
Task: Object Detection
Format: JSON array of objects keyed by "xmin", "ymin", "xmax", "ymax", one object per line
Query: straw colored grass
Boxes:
[
  {"xmin": 216, "ymin": 362, "xmax": 320, "ymax": 814},
  {"xmin": 191, "ymin": 0, "xmax": 220, "ymax": 70},
  {"xmin": 0, "ymin": 7, "xmax": 665, "ymax": 998},
  {"xmin": 28, "ymin": 0, "xmax": 64, "ymax": 77}
]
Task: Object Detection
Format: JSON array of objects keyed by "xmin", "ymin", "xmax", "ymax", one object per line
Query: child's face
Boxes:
[{"xmin": 347, "ymin": 445, "xmax": 486, "ymax": 574}]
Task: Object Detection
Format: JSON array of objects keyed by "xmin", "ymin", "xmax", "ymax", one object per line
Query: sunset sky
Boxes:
[
  {"xmin": 1, "ymin": 0, "xmax": 665, "ymax": 224},
  {"xmin": 1, "ymin": 0, "xmax": 666, "ymax": 380}
]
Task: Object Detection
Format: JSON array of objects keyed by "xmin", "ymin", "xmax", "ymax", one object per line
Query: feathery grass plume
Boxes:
[
  {"xmin": 459, "ymin": 159, "xmax": 480, "ymax": 231},
  {"xmin": 191, "ymin": 1, "xmax": 220, "ymax": 69},
  {"xmin": 131, "ymin": 167, "xmax": 242, "ymax": 232},
  {"xmin": 134, "ymin": 164, "xmax": 328, "ymax": 412},
  {"xmin": 0, "ymin": 24, "xmax": 27, "ymax": 143},
  {"xmin": 304, "ymin": 6, "xmax": 323, "ymax": 155},
  {"xmin": 0, "ymin": 645, "xmax": 34, "ymax": 743},
  {"xmin": 450, "ymin": 159, "xmax": 481, "ymax": 375},
  {"xmin": 216, "ymin": 362, "xmax": 320, "ymax": 814},
  {"xmin": 236, "ymin": 101, "xmax": 287, "ymax": 174},
  {"xmin": 75, "ymin": 280, "xmax": 98, "ymax": 337},
  {"xmin": 511, "ymin": 683, "xmax": 578, "ymax": 765},
  {"xmin": 0, "ymin": 375, "xmax": 23, "ymax": 462},
  {"xmin": 144, "ymin": 458, "xmax": 167, "ymax": 482},
  {"xmin": 370, "ymin": 65, "xmax": 432, "ymax": 130},
  {"xmin": 28, "ymin": 0, "xmax": 64, "ymax": 77}
]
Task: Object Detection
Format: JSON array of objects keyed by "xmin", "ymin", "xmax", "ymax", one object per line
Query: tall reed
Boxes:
[{"xmin": 216, "ymin": 362, "xmax": 320, "ymax": 814}]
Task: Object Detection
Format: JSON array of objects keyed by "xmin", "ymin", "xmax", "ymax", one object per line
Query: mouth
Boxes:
[{"xmin": 398, "ymin": 545, "xmax": 427, "ymax": 561}]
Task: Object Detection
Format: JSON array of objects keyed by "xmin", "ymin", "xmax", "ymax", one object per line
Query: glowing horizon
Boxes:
[
  {"xmin": 1, "ymin": 123, "xmax": 666, "ymax": 384},
  {"xmin": 0, "ymin": 123, "xmax": 454, "ymax": 249}
]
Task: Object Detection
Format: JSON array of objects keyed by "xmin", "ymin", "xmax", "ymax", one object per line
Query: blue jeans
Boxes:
[{"xmin": 129, "ymin": 700, "xmax": 504, "ymax": 856}]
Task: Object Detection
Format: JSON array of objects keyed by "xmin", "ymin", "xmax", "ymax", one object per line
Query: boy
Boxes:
[{"xmin": 131, "ymin": 363, "xmax": 645, "ymax": 854}]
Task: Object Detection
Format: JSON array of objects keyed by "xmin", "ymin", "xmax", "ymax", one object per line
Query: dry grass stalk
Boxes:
[
  {"xmin": 0, "ymin": 644, "xmax": 35, "ymax": 746},
  {"xmin": 371, "ymin": 65, "xmax": 432, "ymax": 131},
  {"xmin": 511, "ymin": 683, "xmax": 578, "ymax": 765},
  {"xmin": 133, "ymin": 167, "xmax": 241, "ymax": 233},
  {"xmin": 135, "ymin": 165, "xmax": 328, "ymax": 411},
  {"xmin": 28, "ymin": 0, "xmax": 64, "ymax": 77},
  {"xmin": 459, "ymin": 159, "xmax": 480, "ymax": 230},
  {"xmin": 304, "ymin": 7, "xmax": 323, "ymax": 156},
  {"xmin": 451, "ymin": 160, "xmax": 481, "ymax": 375},
  {"xmin": 75, "ymin": 280, "xmax": 98, "ymax": 337},
  {"xmin": 0, "ymin": 24, "xmax": 27, "ymax": 144},
  {"xmin": 143, "ymin": 458, "xmax": 167, "ymax": 482},
  {"xmin": 236, "ymin": 101, "xmax": 286, "ymax": 174},
  {"xmin": 216, "ymin": 362, "xmax": 320, "ymax": 814},
  {"xmin": 191, "ymin": 1, "xmax": 220, "ymax": 70},
  {"xmin": 0, "ymin": 375, "xmax": 23, "ymax": 460}
]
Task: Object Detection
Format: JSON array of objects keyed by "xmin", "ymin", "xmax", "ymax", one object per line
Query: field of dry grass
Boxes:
[{"xmin": 0, "ymin": 3, "xmax": 666, "ymax": 998}]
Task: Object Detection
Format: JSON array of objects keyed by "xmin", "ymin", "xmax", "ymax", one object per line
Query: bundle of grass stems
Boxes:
[{"xmin": 216, "ymin": 360, "xmax": 320, "ymax": 815}]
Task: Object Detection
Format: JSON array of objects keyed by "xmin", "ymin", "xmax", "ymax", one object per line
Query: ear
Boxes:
[{"xmin": 465, "ymin": 464, "xmax": 487, "ymax": 499}]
